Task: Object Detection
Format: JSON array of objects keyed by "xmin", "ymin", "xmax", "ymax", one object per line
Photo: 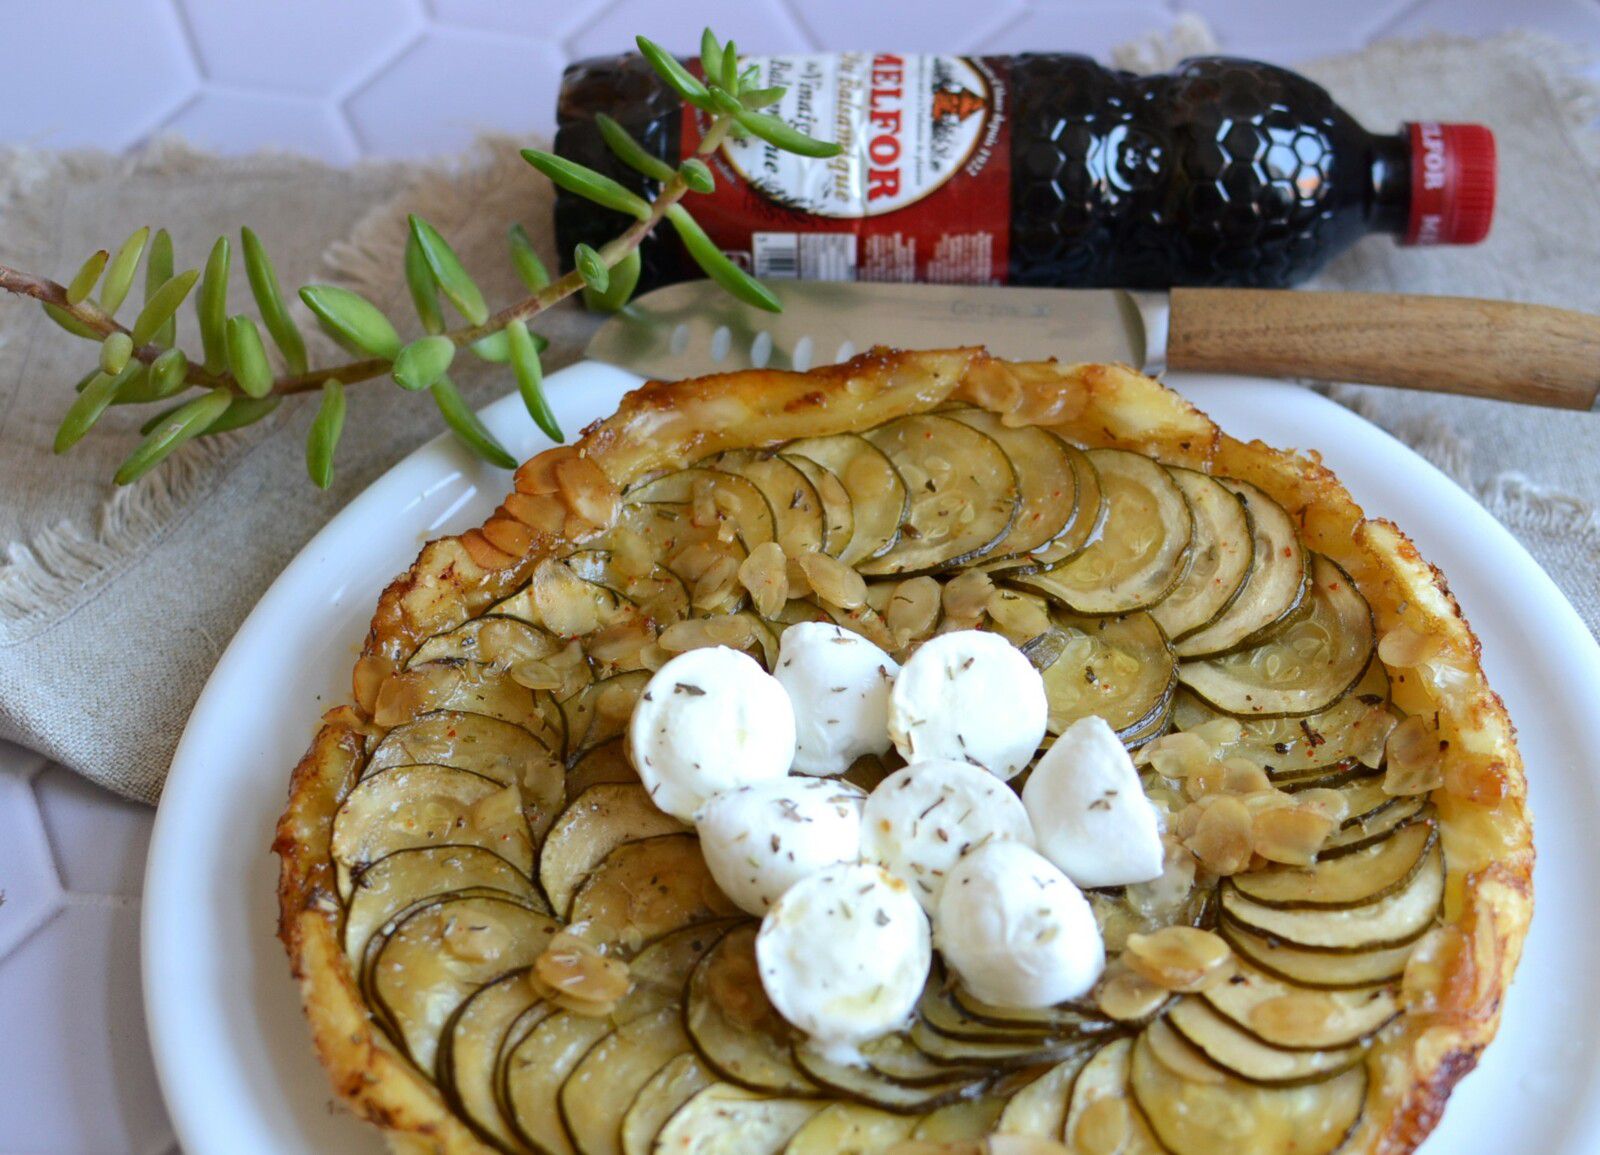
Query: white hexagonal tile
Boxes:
[
  {"xmin": 160, "ymin": 88, "xmax": 361, "ymax": 162},
  {"xmin": 34, "ymin": 766, "xmax": 156, "ymax": 899},
  {"xmin": 1176, "ymin": 0, "xmax": 1415, "ymax": 59},
  {"xmin": 976, "ymin": 4, "xmax": 1178, "ymax": 60},
  {"xmin": 0, "ymin": 903, "xmax": 173, "ymax": 1154},
  {"xmin": 179, "ymin": 0, "xmax": 426, "ymax": 96},
  {"xmin": 428, "ymin": 0, "xmax": 607, "ymax": 40},
  {"xmin": 0, "ymin": 759, "xmax": 63, "ymax": 961},
  {"xmin": 567, "ymin": 0, "xmax": 813, "ymax": 59},
  {"xmin": 0, "ymin": 0, "xmax": 198, "ymax": 150},
  {"xmin": 346, "ymin": 27, "xmax": 566, "ymax": 157},
  {"xmin": 785, "ymin": 0, "xmax": 1026, "ymax": 53}
]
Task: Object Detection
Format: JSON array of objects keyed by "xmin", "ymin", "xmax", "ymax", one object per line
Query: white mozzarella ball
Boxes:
[
  {"xmin": 756, "ymin": 862, "xmax": 931, "ymax": 1059},
  {"xmin": 774, "ymin": 621, "xmax": 900, "ymax": 777},
  {"xmin": 1022, "ymin": 715, "xmax": 1164, "ymax": 888},
  {"xmin": 628, "ymin": 646, "xmax": 795, "ymax": 821},
  {"xmin": 888, "ymin": 629, "xmax": 1047, "ymax": 780},
  {"xmin": 696, "ymin": 777, "xmax": 866, "ymax": 916},
  {"xmin": 860, "ymin": 759, "xmax": 1036, "ymax": 913},
  {"xmin": 935, "ymin": 840, "xmax": 1104, "ymax": 1007}
]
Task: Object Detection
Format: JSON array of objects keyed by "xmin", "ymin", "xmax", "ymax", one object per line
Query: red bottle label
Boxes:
[{"xmin": 681, "ymin": 54, "xmax": 1012, "ymax": 283}]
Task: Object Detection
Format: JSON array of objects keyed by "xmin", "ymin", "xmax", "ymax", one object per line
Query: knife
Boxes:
[{"xmin": 585, "ymin": 280, "xmax": 1600, "ymax": 411}]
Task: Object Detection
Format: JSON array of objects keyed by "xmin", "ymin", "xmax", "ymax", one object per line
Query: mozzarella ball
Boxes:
[
  {"xmin": 888, "ymin": 629, "xmax": 1047, "ymax": 779},
  {"xmin": 936, "ymin": 840, "xmax": 1104, "ymax": 1007},
  {"xmin": 1023, "ymin": 715, "xmax": 1164, "ymax": 888},
  {"xmin": 774, "ymin": 621, "xmax": 900, "ymax": 777},
  {"xmin": 628, "ymin": 646, "xmax": 795, "ymax": 821},
  {"xmin": 756, "ymin": 863, "xmax": 931, "ymax": 1059},
  {"xmin": 860, "ymin": 758, "xmax": 1036, "ymax": 913},
  {"xmin": 696, "ymin": 777, "xmax": 866, "ymax": 915}
]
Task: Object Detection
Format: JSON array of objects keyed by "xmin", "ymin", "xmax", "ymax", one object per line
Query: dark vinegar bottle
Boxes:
[{"xmin": 554, "ymin": 52, "xmax": 1494, "ymax": 290}]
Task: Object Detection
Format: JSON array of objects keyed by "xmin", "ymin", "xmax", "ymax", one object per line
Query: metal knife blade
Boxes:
[{"xmin": 583, "ymin": 280, "xmax": 1167, "ymax": 379}]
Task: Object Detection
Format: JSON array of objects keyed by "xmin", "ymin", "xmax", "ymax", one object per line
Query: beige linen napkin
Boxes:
[{"xmin": 1, "ymin": 33, "xmax": 1597, "ymax": 804}]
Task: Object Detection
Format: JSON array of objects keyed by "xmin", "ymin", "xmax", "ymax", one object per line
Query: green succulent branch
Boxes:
[{"xmin": 0, "ymin": 31, "xmax": 835, "ymax": 490}]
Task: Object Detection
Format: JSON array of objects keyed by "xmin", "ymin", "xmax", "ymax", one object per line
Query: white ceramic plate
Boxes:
[{"xmin": 144, "ymin": 362, "xmax": 1600, "ymax": 1155}]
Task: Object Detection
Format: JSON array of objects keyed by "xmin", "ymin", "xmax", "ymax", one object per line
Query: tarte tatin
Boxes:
[{"xmin": 277, "ymin": 349, "xmax": 1530, "ymax": 1155}]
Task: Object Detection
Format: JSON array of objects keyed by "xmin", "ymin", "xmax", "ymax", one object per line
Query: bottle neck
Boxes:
[{"xmin": 1369, "ymin": 133, "xmax": 1412, "ymax": 235}]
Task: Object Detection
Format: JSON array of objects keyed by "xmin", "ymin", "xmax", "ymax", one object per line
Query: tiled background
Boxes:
[{"xmin": 2, "ymin": 2, "xmax": 1598, "ymax": 1153}]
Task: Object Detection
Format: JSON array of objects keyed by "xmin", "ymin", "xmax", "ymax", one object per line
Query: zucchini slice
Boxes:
[
  {"xmin": 568, "ymin": 833, "xmax": 741, "ymax": 954},
  {"xmin": 942, "ymin": 407, "xmax": 1080, "ymax": 561},
  {"xmin": 1179, "ymin": 555, "xmax": 1374, "ymax": 718},
  {"xmin": 492, "ymin": 562, "xmax": 642, "ymax": 639},
  {"xmin": 707, "ymin": 450, "xmax": 826, "ymax": 557},
  {"xmin": 373, "ymin": 659, "xmax": 565, "ymax": 757},
  {"xmin": 793, "ymin": 1042, "xmax": 986, "ymax": 1113},
  {"xmin": 1062, "ymin": 1038, "xmax": 1165, "ymax": 1155},
  {"xmin": 559, "ymin": 670, "xmax": 651, "ymax": 763},
  {"xmin": 538, "ymin": 783, "xmax": 688, "ymax": 918},
  {"xmin": 627, "ymin": 919, "xmax": 739, "ymax": 1014},
  {"xmin": 1219, "ymin": 920, "xmax": 1416, "ymax": 989},
  {"xmin": 1220, "ymin": 841, "xmax": 1443, "ymax": 952},
  {"xmin": 567, "ymin": 550, "xmax": 691, "ymax": 626},
  {"xmin": 621, "ymin": 1052, "xmax": 713, "ymax": 1155},
  {"xmin": 368, "ymin": 895, "xmax": 560, "ymax": 1074},
  {"xmin": 994, "ymin": 1054, "xmax": 1087, "ymax": 1138},
  {"xmin": 1172, "ymin": 662, "xmax": 1392, "ymax": 776},
  {"xmin": 859, "ymin": 1032, "xmax": 987, "ymax": 1088},
  {"xmin": 780, "ymin": 1102, "xmax": 918, "ymax": 1153},
  {"xmin": 1023, "ymin": 610, "xmax": 1176, "ymax": 739},
  {"xmin": 441, "ymin": 969, "xmax": 548, "ymax": 1153},
  {"xmin": 686, "ymin": 924, "xmax": 818, "ymax": 1096},
  {"xmin": 912, "ymin": 1093, "xmax": 1005, "ymax": 1141},
  {"xmin": 565, "ymin": 738, "xmax": 637, "ymax": 797},
  {"xmin": 651, "ymin": 1084, "xmax": 821, "ymax": 1155},
  {"xmin": 1163, "ymin": 999, "xmax": 1363, "ymax": 1086},
  {"xmin": 1014, "ymin": 449, "xmax": 1193, "ymax": 614},
  {"xmin": 505, "ymin": 1010, "xmax": 616, "ymax": 1155},
  {"xmin": 908, "ymin": 1019, "xmax": 1084, "ymax": 1071},
  {"xmin": 409, "ymin": 615, "xmax": 562, "ymax": 670},
  {"xmin": 918, "ymin": 980, "xmax": 1059, "ymax": 1044},
  {"xmin": 1129, "ymin": 1028, "xmax": 1367, "ymax": 1155},
  {"xmin": 344, "ymin": 845, "xmax": 542, "ymax": 960},
  {"xmin": 1201, "ymin": 965, "xmax": 1399, "ymax": 1051},
  {"xmin": 367, "ymin": 709, "xmax": 565, "ymax": 802},
  {"xmin": 560, "ymin": 1005, "xmax": 693, "ymax": 1155},
  {"xmin": 1175, "ymin": 480, "xmax": 1308, "ymax": 659},
  {"xmin": 1150, "ymin": 469, "xmax": 1254, "ymax": 641},
  {"xmin": 332, "ymin": 764, "xmax": 533, "ymax": 899},
  {"xmin": 784, "ymin": 433, "xmax": 906, "ymax": 566},
  {"xmin": 949, "ymin": 983, "xmax": 1108, "ymax": 1038},
  {"xmin": 1229, "ymin": 821, "xmax": 1437, "ymax": 909},
  {"xmin": 1320, "ymin": 797, "xmax": 1430, "ymax": 859},
  {"xmin": 1009, "ymin": 441, "xmax": 1107, "ymax": 573},
  {"xmin": 858, "ymin": 413, "xmax": 1020, "ymax": 576},
  {"xmin": 626, "ymin": 468, "xmax": 777, "ymax": 551},
  {"xmin": 782, "ymin": 453, "xmax": 854, "ymax": 558}
]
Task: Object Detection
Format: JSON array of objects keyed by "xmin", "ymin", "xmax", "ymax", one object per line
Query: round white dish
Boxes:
[{"xmin": 143, "ymin": 362, "xmax": 1600, "ymax": 1155}]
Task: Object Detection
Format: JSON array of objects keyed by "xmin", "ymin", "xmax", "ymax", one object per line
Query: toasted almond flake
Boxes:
[
  {"xmin": 1252, "ymin": 805, "xmax": 1337, "ymax": 865},
  {"xmin": 1248, "ymin": 991, "xmax": 1341, "ymax": 1038},
  {"xmin": 797, "ymin": 549, "xmax": 867, "ymax": 609},
  {"xmin": 1183, "ymin": 794, "xmax": 1253, "ymax": 875},
  {"xmin": 1123, "ymin": 927, "xmax": 1233, "ymax": 992},
  {"xmin": 1072, "ymin": 1095, "xmax": 1130, "ymax": 1155},
  {"xmin": 1377, "ymin": 623, "xmax": 1443, "ymax": 669},
  {"xmin": 738, "ymin": 541, "xmax": 790, "ymax": 620},
  {"xmin": 885, "ymin": 575, "xmax": 941, "ymax": 648},
  {"xmin": 691, "ymin": 553, "xmax": 742, "ymax": 612},
  {"xmin": 1384, "ymin": 715, "xmax": 1445, "ymax": 796},
  {"xmin": 941, "ymin": 569, "xmax": 995, "ymax": 620},
  {"xmin": 1094, "ymin": 963, "xmax": 1168, "ymax": 1021}
]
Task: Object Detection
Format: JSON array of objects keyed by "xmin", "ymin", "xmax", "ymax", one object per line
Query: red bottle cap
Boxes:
[{"xmin": 1403, "ymin": 122, "xmax": 1496, "ymax": 246}]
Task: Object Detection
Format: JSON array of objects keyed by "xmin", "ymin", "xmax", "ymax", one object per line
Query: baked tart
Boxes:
[{"xmin": 276, "ymin": 349, "xmax": 1531, "ymax": 1155}]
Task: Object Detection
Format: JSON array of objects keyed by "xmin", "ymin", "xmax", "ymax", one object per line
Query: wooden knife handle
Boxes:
[{"xmin": 1165, "ymin": 288, "xmax": 1600, "ymax": 410}]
